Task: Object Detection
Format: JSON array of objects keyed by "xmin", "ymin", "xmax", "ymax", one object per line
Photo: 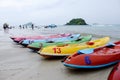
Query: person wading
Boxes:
[{"xmin": 3, "ymin": 23, "xmax": 9, "ymax": 33}]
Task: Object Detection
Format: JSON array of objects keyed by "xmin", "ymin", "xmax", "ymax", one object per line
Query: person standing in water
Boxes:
[
  {"xmin": 31, "ymin": 24, "xmax": 34, "ymax": 30},
  {"xmin": 19, "ymin": 25, "xmax": 22, "ymax": 29},
  {"xmin": 3, "ymin": 23, "xmax": 9, "ymax": 33}
]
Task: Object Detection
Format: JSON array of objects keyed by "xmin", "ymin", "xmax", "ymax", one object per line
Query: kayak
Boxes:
[
  {"xmin": 27, "ymin": 35, "xmax": 92, "ymax": 51},
  {"xmin": 108, "ymin": 62, "xmax": 120, "ymax": 80},
  {"xmin": 20, "ymin": 34, "xmax": 81, "ymax": 47},
  {"xmin": 62, "ymin": 41, "xmax": 120, "ymax": 69},
  {"xmin": 10, "ymin": 35, "xmax": 45, "ymax": 43},
  {"xmin": 39, "ymin": 37, "xmax": 110, "ymax": 58},
  {"xmin": 10, "ymin": 33, "xmax": 71, "ymax": 43},
  {"xmin": 11, "ymin": 33, "xmax": 71, "ymax": 43}
]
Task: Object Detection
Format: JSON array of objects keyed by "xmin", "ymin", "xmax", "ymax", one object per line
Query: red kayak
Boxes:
[
  {"xmin": 63, "ymin": 41, "xmax": 120, "ymax": 69},
  {"xmin": 108, "ymin": 62, "xmax": 120, "ymax": 80},
  {"xmin": 10, "ymin": 33, "xmax": 71, "ymax": 43}
]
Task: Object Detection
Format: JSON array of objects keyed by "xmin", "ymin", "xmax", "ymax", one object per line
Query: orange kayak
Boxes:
[
  {"xmin": 108, "ymin": 62, "xmax": 120, "ymax": 80},
  {"xmin": 63, "ymin": 41, "xmax": 120, "ymax": 69}
]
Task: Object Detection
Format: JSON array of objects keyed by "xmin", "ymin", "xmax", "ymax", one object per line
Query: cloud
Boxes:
[
  {"xmin": 0, "ymin": 0, "xmax": 62, "ymax": 9},
  {"xmin": 0, "ymin": 0, "xmax": 29, "ymax": 8},
  {"xmin": 0, "ymin": 0, "xmax": 120, "ymax": 25}
]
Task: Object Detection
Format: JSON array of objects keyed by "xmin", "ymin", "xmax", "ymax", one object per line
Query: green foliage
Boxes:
[{"xmin": 66, "ymin": 18, "xmax": 87, "ymax": 25}]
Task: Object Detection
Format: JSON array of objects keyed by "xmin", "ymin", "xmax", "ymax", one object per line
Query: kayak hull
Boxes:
[
  {"xmin": 63, "ymin": 41, "xmax": 120, "ymax": 69},
  {"xmin": 27, "ymin": 35, "xmax": 92, "ymax": 51},
  {"xmin": 108, "ymin": 62, "xmax": 120, "ymax": 80},
  {"xmin": 21, "ymin": 34, "xmax": 81, "ymax": 47},
  {"xmin": 39, "ymin": 37, "xmax": 110, "ymax": 58},
  {"xmin": 10, "ymin": 33, "xmax": 71, "ymax": 43}
]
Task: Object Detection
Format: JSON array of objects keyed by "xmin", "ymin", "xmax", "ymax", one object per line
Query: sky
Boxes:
[{"xmin": 0, "ymin": 0, "xmax": 120, "ymax": 26}]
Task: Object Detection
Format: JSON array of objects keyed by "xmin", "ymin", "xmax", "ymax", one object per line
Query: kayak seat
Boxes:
[
  {"xmin": 57, "ymin": 44, "xmax": 68, "ymax": 47},
  {"xmin": 106, "ymin": 42, "xmax": 115, "ymax": 48},
  {"xmin": 86, "ymin": 41, "xmax": 94, "ymax": 45},
  {"xmin": 77, "ymin": 48, "xmax": 94, "ymax": 54},
  {"xmin": 46, "ymin": 41, "xmax": 54, "ymax": 43},
  {"xmin": 75, "ymin": 37, "xmax": 83, "ymax": 41}
]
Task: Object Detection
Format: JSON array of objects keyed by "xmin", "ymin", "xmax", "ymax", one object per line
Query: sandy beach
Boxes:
[{"xmin": 0, "ymin": 27, "xmax": 119, "ymax": 80}]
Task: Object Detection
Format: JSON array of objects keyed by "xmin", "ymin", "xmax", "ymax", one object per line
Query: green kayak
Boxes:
[{"xmin": 27, "ymin": 35, "xmax": 92, "ymax": 51}]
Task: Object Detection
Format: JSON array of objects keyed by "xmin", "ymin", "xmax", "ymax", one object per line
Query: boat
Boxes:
[
  {"xmin": 20, "ymin": 34, "xmax": 81, "ymax": 47},
  {"xmin": 10, "ymin": 36, "xmax": 16, "ymax": 40},
  {"xmin": 108, "ymin": 62, "xmax": 120, "ymax": 80},
  {"xmin": 62, "ymin": 41, "xmax": 120, "ymax": 69},
  {"xmin": 14, "ymin": 36, "xmax": 45, "ymax": 43},
  {"xmin": 10, "ymin": 33, "xmax": 71, "ymax": 43},
  {"xmin": 39, "ymin": 37, "xmax": 110, "ymax": 58},
  {"xmin": 10, "ymin": 36, "xmax": 26, "ymax": 41},
  {"xmin": 44, "ymin": 24, "xmax": 57, "ymax": 28},
  {"xmin": 27, "ymin": 35, "xmax": 92, "ymax": 51}
]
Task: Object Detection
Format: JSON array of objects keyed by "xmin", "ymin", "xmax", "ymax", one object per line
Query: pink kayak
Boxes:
[{"xmin": 10, "ymin": 33, "xmax": 71, "ymax": 43}]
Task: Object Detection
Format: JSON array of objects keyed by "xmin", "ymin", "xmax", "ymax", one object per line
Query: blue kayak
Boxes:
[{"xmin": 20, "ymin": 34, "xmax": 81, "ymax": 47}]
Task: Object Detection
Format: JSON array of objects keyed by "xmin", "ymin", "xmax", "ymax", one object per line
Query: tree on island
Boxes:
[{"xmin": 66, "ymin": 18, "xmax": 87, "ymax": 25}]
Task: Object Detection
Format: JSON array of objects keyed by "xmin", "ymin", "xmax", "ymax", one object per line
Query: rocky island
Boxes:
[{"xmin": 66, "ymin": 18, "xmax": 87, "ymax": 25}]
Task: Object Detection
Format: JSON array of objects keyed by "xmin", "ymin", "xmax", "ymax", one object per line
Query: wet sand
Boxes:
[{"xmin": 0, "ymin": 27, "xmax": 117, "ymax": 80}]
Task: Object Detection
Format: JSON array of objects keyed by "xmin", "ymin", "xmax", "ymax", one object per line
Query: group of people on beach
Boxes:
[
  {"xmin": 19, "ymin": 24, "xmax": 34, "ymax": 30},
  {"xmin": 2, "ymin": 22, "xmax": 35, "ymax": 33}
]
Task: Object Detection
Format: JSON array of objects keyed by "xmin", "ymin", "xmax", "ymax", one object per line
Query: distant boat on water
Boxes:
[{"xmin": 44, "ymin": 24, "xmax": 57, "ymax": 28}]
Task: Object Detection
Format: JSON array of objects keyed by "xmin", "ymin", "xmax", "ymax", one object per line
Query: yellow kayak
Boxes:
[{"xmin": 38, "ymin": 37, "xmax": 110, "ymax": 58}]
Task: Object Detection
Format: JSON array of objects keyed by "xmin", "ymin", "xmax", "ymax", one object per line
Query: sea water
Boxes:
[
  {"xmin": 1, "ymin": 24, "xmax": 120, "ymax": 41},
  {"xmin": 39, "ymin": 24, "xmax": 120, "ymax": 40}
]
